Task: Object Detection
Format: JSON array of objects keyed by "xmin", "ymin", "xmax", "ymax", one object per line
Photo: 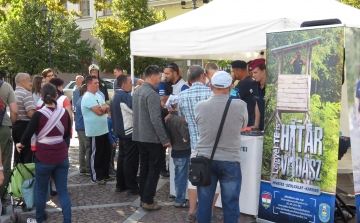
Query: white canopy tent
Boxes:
[{"xmin": 130, "ymin": 0, "xmax": 360, "ymax": 75}]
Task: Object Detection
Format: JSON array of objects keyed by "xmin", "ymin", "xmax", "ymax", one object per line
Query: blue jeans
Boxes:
[
  {"xmin": 197, "ymin": 160, "xmax": 241, "ymax": 223},
  {"xmin": 173, "ymin": 157, "xmax": 189, "ymax": 204},
  {"xmin": 35, "ymin": 158, "xmax": 71, "ymax": 223}
]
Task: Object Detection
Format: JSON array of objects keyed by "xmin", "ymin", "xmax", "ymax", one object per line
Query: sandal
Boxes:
[
  {"xmin": 211, "ymin": 214, "xmax": 222, "ymax": 222},
  {"xmin": 185, "ymin": 212, "xmax": 197, "ymax": 222}
]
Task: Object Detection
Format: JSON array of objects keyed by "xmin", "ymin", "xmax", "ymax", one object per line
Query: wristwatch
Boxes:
[{"xmin": 0, "ymin": 166, "xmax": 3, "ymax": 171}]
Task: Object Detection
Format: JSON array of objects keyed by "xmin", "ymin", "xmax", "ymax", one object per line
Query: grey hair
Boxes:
[
  {"xmin": 187, "ymin": 65, "xmax": 205, "ymax": 83},
  {"xmin": 76, "ymin": 75, "xmax": 84, "ymax": 80},
  {"xmin": 15, "ymin": 73, "xmax": 30, "ymax": 84}
]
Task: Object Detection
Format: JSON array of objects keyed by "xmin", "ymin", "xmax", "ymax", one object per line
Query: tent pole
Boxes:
[{"xmin": 131, "ymin": 55, "xmax": 134, "ymax": 93}]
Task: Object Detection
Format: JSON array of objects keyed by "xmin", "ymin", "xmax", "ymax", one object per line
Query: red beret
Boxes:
[{"xmin": 249, "ymin": 58, "xmax": 266, "ymax": 71}]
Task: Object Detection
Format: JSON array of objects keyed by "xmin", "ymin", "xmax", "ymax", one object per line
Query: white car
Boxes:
[{"xmin": 63, "ymin": 78, "xmax": 115, "ymax": 104}]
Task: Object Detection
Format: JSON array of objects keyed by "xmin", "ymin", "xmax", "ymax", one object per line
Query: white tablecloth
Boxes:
[{"xmin": 169, "ymin": 135, "xmax": 264, "ymax": 216}]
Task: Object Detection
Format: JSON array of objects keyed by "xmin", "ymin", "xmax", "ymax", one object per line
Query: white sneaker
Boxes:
[{"xmin": 27, "ymin": 218, "xmax": 38, "ymax": 223}]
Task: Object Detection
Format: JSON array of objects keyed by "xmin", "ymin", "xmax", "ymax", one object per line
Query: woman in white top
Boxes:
[{"xmin": 32, "ymin": 75, "xmax": 44, "ymax": 105}]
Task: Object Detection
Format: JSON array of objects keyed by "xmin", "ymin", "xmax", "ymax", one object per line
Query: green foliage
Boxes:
[
  {"xmin": 266, "ymin": 27, "xmax": 343, "ymax": 103},
  {"xmin": 345, "ymin": 28, "xmax": 360, "ymax": 106},
  {"xmin": 92, "ymin": 0, "xmax": 169, "ymax": 75},
  {"xmin": 309, "ymin": 95, "xmax": 340, "ymax": 191},
  {"xmin": 0, "ymin": 0, "xmax": 95, "ymax": 76},
  {"xmin": 205, "ymin": 60, "xmax": 233, "ymax": 69},
  {"xmin": 262, "ymin": 27, "xmax": 343, "ymax": 192},
  {"xmin": 0, "ymin": 0, "xmax": 82, "ymax": 23},
  {"xmin": 340, "ymin": 0, "xmax": 360, "ymax": 8}
]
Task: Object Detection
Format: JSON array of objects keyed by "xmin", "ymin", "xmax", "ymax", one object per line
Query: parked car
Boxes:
[{"xmin": 63, "ymin": 78, "xmax": 115, "ymax": 104}]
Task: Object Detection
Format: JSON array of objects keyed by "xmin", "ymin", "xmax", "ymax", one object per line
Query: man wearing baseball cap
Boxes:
[
  {"xmin": 231, "ymin": 60, "xmax": 256, "ymax": 126},
  {"xmin": 249, "ymin": 58, "xmax": 266, "ymax": 130},
  {"xmin": 195, "ymin": 71, "xmax": 248, "ymax": 223}
]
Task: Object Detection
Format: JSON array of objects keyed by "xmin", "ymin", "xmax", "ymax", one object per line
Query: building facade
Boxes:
[{"xmin": 58, "ymin": 0, "xmax": 209, "ymax": 85}]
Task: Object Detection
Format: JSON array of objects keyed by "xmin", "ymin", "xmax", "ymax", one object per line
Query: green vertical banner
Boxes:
[
  {"xmin": 345, "ymin": 27, "xmax": 360, "ymax": 223},
  {"xmin": 257, "ymin": 27, "xmax": 344, "ymax": 223}
]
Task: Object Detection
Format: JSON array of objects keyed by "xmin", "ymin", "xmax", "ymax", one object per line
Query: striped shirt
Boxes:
[
  {"xmin": 14, "ymin": 86, "xmax": 36, "ymax": 121},
  {"xmin": 178, "ymin": 82, "xmax": 211, "ymax": 150}
]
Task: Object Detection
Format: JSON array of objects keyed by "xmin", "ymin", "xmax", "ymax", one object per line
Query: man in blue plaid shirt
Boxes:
[
  {"xmin": 178, "ymin": 65, "xmax": 211, "ymax": 151},
  {"xmin": 178, "ymin": 65, "xmax": 221, "ymax": 222}
]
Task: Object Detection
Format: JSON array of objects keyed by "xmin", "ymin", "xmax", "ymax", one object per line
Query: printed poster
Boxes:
[
  {"xmin": 257, "ymin": 27, "xmax": 344, "ymax": 223},
  {"xmin": 345, "ymin": 27, "xmax": 360, "ymax": 223}
]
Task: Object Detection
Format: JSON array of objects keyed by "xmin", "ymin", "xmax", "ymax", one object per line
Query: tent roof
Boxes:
[{"xmin": 130, "ymin": 0, "xmax": 360, "ymax": 60}]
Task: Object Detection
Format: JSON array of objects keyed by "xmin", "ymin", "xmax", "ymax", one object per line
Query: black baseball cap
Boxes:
[{"xmin": 231, "ymin": 60, "xmax": 247, "ymax": 69}]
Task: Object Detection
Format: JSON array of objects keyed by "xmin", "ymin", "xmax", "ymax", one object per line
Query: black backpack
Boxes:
[{"xmin": 0, "ymin": 80, "xmax": 6, "ymax": 126}]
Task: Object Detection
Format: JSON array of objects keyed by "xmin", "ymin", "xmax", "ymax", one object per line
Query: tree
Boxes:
[
  {"xmin": 92, "ymin": 0, "xmax": 169, "ymax": 75},
  {"xmin": 339, "ymin": 0, "xmax": 360, "ymax": 8},
  {"xmin": 0, "ymin": 0, "xmax": 95, "ymax": 75},
  {"xmin": 0, "ymin": 0, "xmax": 82, "ymax": 23}
]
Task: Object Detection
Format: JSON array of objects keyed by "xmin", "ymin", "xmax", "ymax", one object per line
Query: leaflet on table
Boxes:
[
  {"xmin": 257, "ymin": 26, "xmax": 343, "ymax": 223},
  {"xmin": 345, "ymin": 27, "xmax": 360, "ymax": 223}
]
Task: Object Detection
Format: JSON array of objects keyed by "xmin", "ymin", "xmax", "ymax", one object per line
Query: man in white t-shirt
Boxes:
[{"xmin": 164, "ymin": 63, "xmax": 189, "ymax": 95}]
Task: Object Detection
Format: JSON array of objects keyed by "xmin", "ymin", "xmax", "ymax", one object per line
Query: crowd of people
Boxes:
[{"xmin": 0, "ymin": 58, "xmax": 266, "ymax": 223}]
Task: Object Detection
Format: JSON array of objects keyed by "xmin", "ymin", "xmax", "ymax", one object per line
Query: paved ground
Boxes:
[
  {"xmin": 0, "ymin": 131, "xmax": 357, "ymax": 223},
  {"xmin": 0, "ymin": 131, "xmax": 259, "ymax": 223}
]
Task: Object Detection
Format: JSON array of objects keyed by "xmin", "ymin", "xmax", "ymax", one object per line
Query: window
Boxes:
[
  {"xmin": 80, "ymin": 0, "xmax": 90, "ymax": 17},
  {"xmin": 105, "ymin": 81, "xmax": 113, "ymax": 89},
  {"xmin": 104, "ymin": 0, "xmax": 112, "ymax": 15},
  {"xmin": 69, "ymin": 82, "xmax": 77, "ymax": 89}
]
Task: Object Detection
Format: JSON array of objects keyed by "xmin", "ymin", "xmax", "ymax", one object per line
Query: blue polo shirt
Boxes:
[
  {"xmin": 75, "ymin": 97, "xmax": 85, "ymax": 131},
  {"xmin": 81, "ymin": 92, "xmax": 108, "ymax": 137},
  {"xmin": 158, "ymin": 82, "xmax": 167, "ymax": 97},
  {"xmin": 72, "ymin": 87, "xmax": 80, "ymax": 112}
]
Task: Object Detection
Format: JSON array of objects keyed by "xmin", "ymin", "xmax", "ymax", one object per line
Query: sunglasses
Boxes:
[{"xmin": 166, "ymin": 64, "xmax": 179, "ymax": 72}]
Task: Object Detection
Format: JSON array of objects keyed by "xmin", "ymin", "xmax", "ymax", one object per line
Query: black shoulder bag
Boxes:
[{"xmin": 189, "ymin": 99, "xmax": 232, "ymax": 186}]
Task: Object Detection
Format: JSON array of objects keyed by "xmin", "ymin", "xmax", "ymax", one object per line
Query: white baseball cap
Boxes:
[{"xmin": 211, "ymin": 71, "xmax": 232, "ymax": 88}]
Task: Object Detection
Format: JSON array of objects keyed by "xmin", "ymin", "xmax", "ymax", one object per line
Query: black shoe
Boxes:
[
  {"xmin": 160, "ymin": 170, "xmax": 170, "ymax": 177},
  {"xmin": 127, "ymin": 189, "xmax": 139, "ymax": 196},
  {"xmin": 103, "ymin": 176, "xmax": 115, "ymax": 181},
  {"xmin": 115, "ymin": 187, "xmax": 127, "ymax": 192}
]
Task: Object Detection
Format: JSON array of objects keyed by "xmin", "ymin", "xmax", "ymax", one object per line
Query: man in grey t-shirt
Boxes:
[
  {"xmin": 12, "ymin": 73, "xmax": 36, "ymax": 164},
  {"xmin": 195, "ymin": 71, "xmax": 248, "ymax": 223}
]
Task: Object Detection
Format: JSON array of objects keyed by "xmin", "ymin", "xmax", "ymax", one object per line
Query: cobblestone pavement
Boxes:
[
  {"xmin": 1, "ymin": 130, "xmax": 357, "ymax": 223},
  {"xmin": 0, "ymin": 131, "xmax": 261, "ymax": 223},
  {"xmin": 2, "ymin": 136, "xmax": 358, "ymax": 222}
]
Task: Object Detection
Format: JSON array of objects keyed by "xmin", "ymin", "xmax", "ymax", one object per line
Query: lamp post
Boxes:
[
  {"xmin": 181, "ymin": 0, "xmax": 209, "ymax": 10},
  {"xmin": 40, "ymin": 5, "xmax": 54, "ymax": 69},
  {"xmin": 191, "ymin": 0, "xmax": 197, "ymax": 10},
  {"xmin": 181, "ymin": 0, "xmax": 198, "ymax": 9}
]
